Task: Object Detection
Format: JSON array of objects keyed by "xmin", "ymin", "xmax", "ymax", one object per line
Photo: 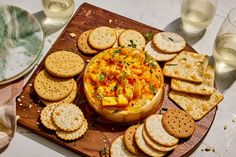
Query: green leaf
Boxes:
[
  {"xmin": 128, "ymin": 40, "xmax": 137, "ymax": 48},
  {"xmin": 111, "ymin": 84, "xmax": 118, "ymax": 91},
  {"xmin": 144, "ymin": 31, "xmax": 154, "ymax": 42},
  {"xmin": 166, "ymin": 63, "xmax": 178, "ymax": 66},
  {"xmin": 99, "ymin": 73, "xmax": 106, "ymax": 81},
  {"xmin": 111, "ymin": 49, "xmax": 121, "ymax": 57},
  {"xmin": 150, "ymin": 83, "xmax": 157, "ymax": 95}
]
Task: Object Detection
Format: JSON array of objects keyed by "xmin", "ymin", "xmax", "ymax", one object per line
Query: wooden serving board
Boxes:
[{"xmin": 16, "ymin": 3, "xmax": 216, "ymax": 157}]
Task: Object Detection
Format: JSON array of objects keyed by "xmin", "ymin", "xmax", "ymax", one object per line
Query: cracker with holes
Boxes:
[
  {"xmin": 142, "ymin": 126, "xmax": 177, "ymax": 152},
  {"xmin": 34, "ymin": 70, "xmax": 74, "ymax": 101},
  {"xmin": 135, "ymin": 124, "xmax": 167, "ymax": 157},
  {"xmin": 153, "ymin": 32, "xmax": 186, "ymax": 53},
  {"xmin": 41, "ymin": 79, "xmax": 77, "ymax": 106},
  {"xmin": 145, "ymin": 114, "xmax": 179, "ymax": 146},
  {"xmin": 162, "ymin": 109, "xmax": 195, "ymax": 138},
  {"xmin": 112, "ymin": 28, "xmax": 125, "ymax": 48},
  {"xmin": 163, "ymin": 51, "xmax": 209, "ymax": 83},
  {"xmin": 119, "ymin": 29, "xmax": 146, "ymax": 50},
  {"xmin": 78, "ymin": 29, "xmax": 99, "ymax": 54},
  {"xmin": 56, "ymin": 120, "xmax": 88, "ymax": 140},
  {"xmin": 40, "ymin": 104, "xmax": 58, "ymax": 130},
  {"xmin": 145, "ymin": 41, "xmax": 177, "ymax": 61},
  {"xmin": 45, "ymin": 51, "xmax": 84, "ymax": 78},
  {"xmin": 110, "ymin": 135, "xmax": 137, "ymax": 157},
  {"xmin": 169, "ymin": 89, "xmax": 224, "ymax": 120},
  {"xmin": 88, "ymin": 26, "xmax": 116, "ymax": 50},
  {"xmin": 171, "ymin": 65, "xmax": 215, "ymax": 95},
  {"xmin": 123, "ymin": 124, "xmax": 145, "ymax": 156},
  {"xmin": 52, "ymin": 103, "xmax": 84, "ymax": 131}
]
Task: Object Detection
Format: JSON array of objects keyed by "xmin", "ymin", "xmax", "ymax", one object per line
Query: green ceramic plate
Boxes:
[{"xmin": 0, "ymin": 5, "xmax": 44, "ymax": 85}]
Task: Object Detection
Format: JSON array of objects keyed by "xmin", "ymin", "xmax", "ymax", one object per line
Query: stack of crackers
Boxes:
[
  {"xmin": 163, "ymin": 51, "xmax": 224, "ymax": 120},
  {"xmin": 144, "ymin": 31, "xmax": 224, "ymax": 120},
  {"xmin": 40, "ymin": 103, "xmax": 87, "ymax": 140},
  {"xmin": 78, "ymin": 26, "xmax": 146, "ymax": 54},
  {"xmin": 33, "ymin": 51, "xmax": 88, "ymax": 140},
  {"xmin": 110, "ymin": 109, "xmax": 196, "ymax": 157},
  {"xmin": 145, "ymin": 32, "xmax": 186, "ymax": 61}
]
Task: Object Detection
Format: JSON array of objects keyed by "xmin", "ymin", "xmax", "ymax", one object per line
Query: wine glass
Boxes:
[
  {"xmin": 213, "ymin": 7, "xmax": 236, "ymax": 71},
  {"xmin": 181, "ymin": 0, "xmax": 217, "ymax": 33}
]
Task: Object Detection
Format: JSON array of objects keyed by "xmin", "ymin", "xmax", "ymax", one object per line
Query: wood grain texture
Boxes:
[{"xmin": 16, "ymin": 3, "xmax": 216, "ymax": 157}]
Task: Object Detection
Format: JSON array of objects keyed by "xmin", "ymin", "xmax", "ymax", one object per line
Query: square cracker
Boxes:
[
  {"xmin": 169, "ymin": 89, "xmax": 224, "ymax": 120},
  {"xmin": 171, "ymin": 65, "xmax": 215, "ymax": 95},
  {"xmin": 163, "ymin": 51, "xmax": 209, "ymax": 83}
]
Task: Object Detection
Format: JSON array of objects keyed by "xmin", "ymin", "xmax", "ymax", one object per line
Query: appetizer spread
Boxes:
[
  {"xmin": 18, "ymin": 22, "xmax": 224, "ymax": 156},
  {"xmin": 84, "ymin": 47, "xmax": 164, "ymax": 122}
]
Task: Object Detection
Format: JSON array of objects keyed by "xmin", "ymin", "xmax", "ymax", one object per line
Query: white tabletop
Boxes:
[{"xmin": 1, "ymin": 0, "xmax": 236, "ymax": 157}]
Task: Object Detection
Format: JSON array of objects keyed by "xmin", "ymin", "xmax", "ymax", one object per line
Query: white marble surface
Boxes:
[{"xmin": 1, "ymin": 0, "xmax": 236, "ymax": 157}]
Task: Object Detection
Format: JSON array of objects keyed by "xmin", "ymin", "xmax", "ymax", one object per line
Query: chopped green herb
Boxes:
[
  {"xmin": 112, "ymin": 109, "xmax": 120, "ymax": 113},
  {"xmin": 149, "ymin": 61, "xmax": 157, "ymax": 68},
  {"xmin": 100, "ymin": 147, "xmax": 109, "ymax": 155},
  {"xmin": 99, "ymin": 73, "xmax": 106, "ymax": 81},
  {"xmin": 117, "ymin": 88, "xmax": 122, "ymax": 94},
  {"xmin": 144, "ymin": 52, "xmax": 157, "ymax": 68},
  {"xmin": 111, "ymin": 49, "xmax": 121, "ymax": 57},
  {"xmin": 125, "ymin": 62, "xmax": 130, "ymax": 67},
  {"xmin": 111, "ymin": 84, "xmax": 118, "ymax": 91},
  {"xmin": 168, "ymin": 37, "xmax": 174, "ymax": 41},
  {"xmin": 144, "ymin": 31, "xmax": 154, "ymax": 42},
  {"xmin": 159, "ymin": 107, "xmax": 168, "ymax": 114},
  {"xmin": 232, "ymin": 119, "xmax": 235, "ymax": 123},
  {"xmin": 103, "ymin": 98, "xmax": 111, "ymax": 103},
  {"xmin": 96, "ymin": 94, "xmax": 103, "ymax": 100},
  {"xmin": 166, "ymin": 63, "xmax": 178, "ymax": 66},
  {"xmin": 212, "ymin": 148, "xmax": 215, "ymax": 152},
  {"xmin": 114, "ymin": 49, "xmax": 121, "ymax": 53},
  {"xmin": 162, "ymin": 108, "xmax": 168, "ymax": 111},
  {"xmin": 205, "ymin": 148, "xmax": 211, "ymax": 152},
  {"xmin": 180, "ymin": 58, "xmax": 187, "ymax": 62},
  {"xmin": 150, "ymin": 83, "xmax": 157, "ymax": 95},
  {"xmin": 128, "ymin": 40, "xmax": 137, "ymax": 48}
]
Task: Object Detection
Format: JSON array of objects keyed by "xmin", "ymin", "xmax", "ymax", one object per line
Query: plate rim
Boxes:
[{"xmin": 0, "ymin": 4, "xmax": 45, "ymax": 85}]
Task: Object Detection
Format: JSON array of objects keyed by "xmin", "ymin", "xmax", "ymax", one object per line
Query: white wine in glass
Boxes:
[
  {"xmin": 181, "ymin": 0, "xmax": 217, "ymax": 33},
  {"xmin": 214, "ymin": 33, "xmax": 236, "ymax": 68},
  {"xmin": 213, "ymin": 7, "xmax": 236, "ymax": 70},
  {"xmin": 42, "ymin": 0, "xmax": 74, "ymax": 23}
]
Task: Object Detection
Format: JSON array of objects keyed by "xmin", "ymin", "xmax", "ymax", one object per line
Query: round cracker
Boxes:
[
  {"xmin": 135, "ymin": 124, "xmax": 166, "ymax": 157},
  {"xmin": 34, "ymin": 70, "xmax": 74, "ymax": 101},
  {"xmin": 145, "ymin": 41, "xmax": 177, "ymax": 61},
  {"xmin": 110, "ymin": 135, "xmax": 138, "ymax": 157},
  {"xmin": 112, "ymin": 28, "xmax": 125, "ymax": 48},
  {"xmin": 45, "ymin": 51, "xmax": 84, "ymax": 78},
  {"xmin": 88, "ymin": 26, "xmax": 116, "ymax": 50},
  {"xmin": 145, "ymin": 114, "xmax": 179, "ymax": 146},
  {"xmin": 78, "ymin": 30, "xmax": 99, "ymax": 54},
  {"xmin": 142, "ymin": 126, "xmax": 176, "ymax": 152},
  {"xmin": 153, "ymin": 32, "xmax": 186, "ymax": 53},
  {"xmin": 123, "ymin": 125, "xmax": 145, "ymax": 156},
  {"xmin": 52, "ymin": 103, "xmax": 84, "ymax": 132},
  {"xmin": 56, "ymin": 120, "xmax": 88, "ymax": 141},
  {"xmin": 119, "ymin": 29, "xmax": 146, "ymax": 50},
  {"xmin": 41, "ymin": 79, "xmax": 77, "ymax": 106},
  {"xmin": 162, "ymin": 109, "xmax": 195, "ymax": 138},
  {"xmin": 40, "ymin": 104, "xmax": 58, "ymax": 130}
]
